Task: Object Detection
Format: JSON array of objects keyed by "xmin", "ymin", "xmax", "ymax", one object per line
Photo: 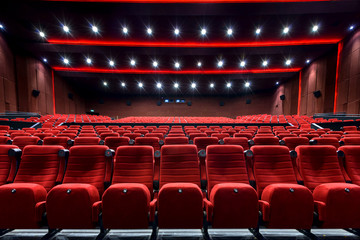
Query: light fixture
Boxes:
[
  {"xmin": 227, "ymin": 28, "xmax": 233, "ymax": 36},
  {"xmin": 174, "ymin": 62, "xmax": 180, "ymax": 69},
  {"xmin": 255, "ymin": 28, "xmax": 261, "ymax": 35},
  {"xmin": 217, "ymin": 60, "xmax": 224, "ymax": 68},
  {"xmin": 312, "ymin": 25, "xmax": 319, "ymax": 32},
  {"xmin": 191, "ymin": 83, "xmax": 196, "ymax": 89},
  {"xmin": 63, "ymin": 25, "xmax": 70, "ymax": 33},
  {"xmin": 147, "ymin": 28, "xmax": 152, "ymax": 35},
  {"xmin": 210, "ymin": 83, "xmax": 215, "ymax": 88},
  {"xmin": 63, "ymin": 58, "xmax": 69, "ymax": 65},
  {"xmin": 153, "ymin": 61, "xmax": 158, "ymax": 68},
  {"xmin": 156, "ymin": 83, "xmax": 162, "ymax": 89},
  {"xmin": 201, "ymin": 28, "xmax": 207, "ymax": 36},
  {"xmin": 92, "ymin": 25, "xmax": 98, "ymax": 33},
  {"xmin": 283, "ymin": 26, "xmax": 290, "ymax": 34},
  {"xmin": 0, "ymin": 24, "xmax": 4, "ymax": 29},
  {"xmin": 43, "ymin": 58, "xmax": 47, "ymax": 63},
  {"xmin": 174, "ymin": 83, "xmax": 179, "ymax": 88},
  {"xmin": 121, "ymin": 82, "xmax": 126, "ymax": 87},
  {"xmin": 103, "ymin": 81, "xmax": 108, "ymax": 86},
  {"xmin": 349, "ymin": 25, "xmax": 354, "ymax": 31},
  {"xmin": 240, "ymin": 61, "xmax": 246, "ymax": 68},
  {"xmin": 86, "ymin": 58, "xmax": 92, "ymax": 64},
  {"xmin": 130, "ymin": 59, "xmax": 136, "ymax": 66},
  {"xmin": 226, "ymin": 82, "xmax": 232, "ymax": 88},
  {"xmin": 197, "ymin": 61, "xmax": 202, "ymax": 67},
  {"xmin": 122, "ymin": 27, "xmax": 128, "ymax": 34},
  {"xmin": 109, "ymin": 60, "xmax": 115, "ymax": 67},
  {"xmin": 174, "ymin": 28, "xmax": 180, "ymax": 36},
  {"xmin": 262, "ymin": 60, "xmax": 268, "ymax": 67},
  {"xmin": 276, "ymin": 81, "xmax": 279, "ymax": 85},
  {"xmin": 245, "ymin": 82, "xmax": 250, "ymax": 88},
  {"xmin": 138, "ymin": 82, "xmax": 143, "ymax": 88},
  {"xmin": 285, "ymin": 59, "xmax": 292, "ymax": 66},
  {"xmin": 306, "ymin": 59, "xmax": 310, "ymax": 64},
  {"xmin": 39, "ymin": 31, "xmax": 45, "ymax": 38}
]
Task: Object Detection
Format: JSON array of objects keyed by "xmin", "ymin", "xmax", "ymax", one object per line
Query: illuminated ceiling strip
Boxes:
[
  {"xmin": 43, "ymin": 0, "xmax": 334, "ymax": 3},
  {"xmin": 52, "ymin": 67, "xmax": 301, "ymax": 74},
  {"xmin": 48, "ymin": 39, "xmax": 341, "ymax": 48}
]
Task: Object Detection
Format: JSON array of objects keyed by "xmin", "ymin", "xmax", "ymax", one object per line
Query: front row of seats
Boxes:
[{"xmin": 0, "ymin": 144, "xmax": 360, "ymax": 239}]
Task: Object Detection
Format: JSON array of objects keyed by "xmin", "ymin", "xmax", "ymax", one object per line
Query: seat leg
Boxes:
[
  {"xmin": 41, "ymin": 228, "xmax": 61, "ymax": 240},
  {"xmin": 345, "ymin": 228, "xmax": 360, "ymax": 237},
  {"xmin": 150, "ymin": 226, "xmax": 158, "ymax": 240},
  {"xmin": 0, "ymin": 229, "xmax": 13, "ymax": 237},
  {"xmin": 96, "ymin": 229, "xmax": 110, "ymax": 240},
  {"xmin": 249, "ymin": 227, "xmax": 266, "ymax": 240},
  {"xmin": 297, "ymin": 229, "xmax": 318, "ymax": 240},
  {"xmin": 202, "ymin": 210, "xmax": 212, "ymax": 240}
]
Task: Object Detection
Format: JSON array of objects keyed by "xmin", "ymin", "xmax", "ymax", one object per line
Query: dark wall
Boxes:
[{"xmin": 55, "ymin": 76, "xmax": 85, "ymax": 114}]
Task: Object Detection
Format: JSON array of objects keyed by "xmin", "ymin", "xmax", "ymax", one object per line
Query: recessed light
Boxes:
[
  {"xmin": 39, "ymin": 31, "xmax": 45, "ymax": 38},
  {"xmin": 174, "ymin": 62, "xmax": 180, "ymax": 69},
  {"xmin": 210, "ymin": 83, "xmax": 215, "ymax": 88},
  {"xmin": 63, "ymin": 58, "xmax": 69, "ymax": 64},
  {"xmin": 153, "ymin": 61, "xmax": 158, "ymax": 68},
  {"xmin": 130, "ymin": 59, "xmax": 136, "ymax": 66},
  {"xmin": 103, "ymin": 81, "xmax": 108, "ymax": 86},
  {"xmin": 63, "ymin": 25, "xmax": 70, "ymax": 33},
  {"xmin": 109, "ymin": 60, "xmax": 115, "ymax": 67},
  {"xmin": 201, "ymin": 28, "xmax": 207, "ymax": 36},
  {"xmin": 240, "ymin": 61, "xmax": 246, "ymax": 68},
  {"xmin": 306, "ymin": 59, "xmax": 310, "ymax": 64},
  {"xmin": 92, "ymin": 25, "xmax": 98, "ymax": 33},
  {"xmin": 349, "ymin": 25, "xmax": 355, "ymax": 31},
  {"xmin": 43, "ymin": 58, "xmax": 47, "ymax": 62},
  {"xmin": 285, "ymin": 59, "xmax": 292, "ymax": 66},
  {"xmin": 227, "ymin": 28, "xmax": 233, "ymax": 36},
  {"xmin": 217, "ymin": 60, "xmax": 224, "ymax": 68},
  {"xmin": 121, "ymin": 82, "xmax": 126, "ymax": 87},
  {"xmin": 226, "ymin": 82, "xmax": 231, "ymax": 88},
  {"xmin": 156, "ymin": 83, "xmax": 162, "ymax": 89},
  {"xmin": 245, "ymin": 82, "xmax": 250, "ymax": 88},
  {"xmin": 283, "ymin": 27, "xmax": 290, "ymax": 34},
  {"xmin": 312, "ymin": 25, "xmax": 319, "ymax": 32},
  {"xmin": 174, "ymin": 83, "xmax": 179, "ymax": 88},
  {"xmin": 86, "ymin": 58, "xmax": 92, "ymax": 64},
  {"xmin": 197, "ymin": 61, "xmax": 202, "ymax": 67},
  {"xmin": 138, "ymin": 82, "xmax": 143, "ymax": 88},
  {"xmin": 262, "ymin": 60, "xmax": 268, "ymax": 67},
  {"xmin": 122, "ymin": 27, "xmax": 128, "ymax": 34},
  {"xmin": 147, "ymin": 28, "xmax": 152, "ymax": 35},
  {"xmin": 191, "ymin": 83, "xmax": 196, "ymax": 89},
  {"xmin": 276, "ymin": 81, "xmax": 279, "ymax": 85},
  {"xmin": 0, "ymin": 24, "xmax": 4, "ymax": 29},
  {"xmin": 255, "ymin": 28, "xmax": 261, "ymax": 35},
  {"xmin": 174, "ymin": 28, "xmax": 180, "ymax": 36}
]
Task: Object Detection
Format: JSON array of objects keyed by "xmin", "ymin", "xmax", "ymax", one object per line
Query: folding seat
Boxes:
[
  {"xmin": 167, "ymin": 133, "xmax": 185, "ymax": 138},
  {"xmin": 34, "ymin": 133, "xmax": 53, "ymax": 140},
  {"xmin": 10, "ymin": 132, "xmax": 31, "ymax": 139},
  {"xmin": 80, "ymin": 130, "xmax": 96, "ymax": 134},
  {"xmin": 328, "ymin": 131, "xmax": 343, "ymax": 135},
  {"xmin": 100, "ymin": 132, "xmax": 119, "ymax": 140},
  {"xmin": 104, "ymin": 137, "xmax": 130, "ymax": 151},
  {"xmin": 12, "ymin": 136, "xmax": 41, "ymax": 151},
  {"xmin": 164, "ymin": 137, "xmax": 189, "ymax": 145},
  {"xmin": 322, "ymin": 134, "xmax": 342, "ymax": 140},
  {"xmin": 123, "ymin": 133, "xmax": 142, "ymax": 141},
  {"xmin": 255, "ymin": 133, "xmax": 274, "ymax": 137},
  {"xmin": 250, "ymin": 146, "xmax": 314, "ymax": 229},
  {"xmin": 209, "ymin": 126, "xmax": 220, "ymax": 130},
  {"xmin": 0, "ymin": 145, "xmax": 66, "ymax": 229},
  {"xmin": 116, "ymin": 130, "xmax": 131, "ymax": 136},
  {"xmin": 211, "ymin": 133, "xmax": 230, "ymax": 141},
  {"xmin": 223, "ymin": 137, "xmax": 250, "ymax": 150},
  {"xmin": 73, "ymin": 137, "xmax": 101, "ymax": 146},
  {"xmin": 78, "ymin": 133, "xmax": 98, "ymax": 138},
  {"xmin": 62, "ymin": 130, "xmax": 78, "ymax": 135},
  {"xmin": 0, "ymin": 126, "xmax": 10, "ymax": 131},
  {"xmin": 26, "ymin": 130, "xmax": 41, "ymax": 135},
  {"xmin": 97, "ymin": 130, "xmax": 113, "ymax": 135},
  {"xmin": 234, "ymin": 132, "xmax": 253, "ymax": 140},
  {"xmin": 277, "ymin": 133, "xmax": 297, "ymax": 139},
  {"xmin": 0, "ymin": 145, "xmax": 21, "ymax": 185},
  {"xmin": 134, "ymin": 130, "xmax": 149, "ymax": 135},
  {"xmin": 121, "ymin": 125, "xmax": 132, "ymax": 130},
  {"xmin": 155, "ymin": 145, "xmax": 204, "ymax": 229},
  {"xmin": 135, "ymin": 137, "xmax": 161, "ymax": 180},
  {"xmin": 345, "ymin": 131, "xmax": 360, "ymax": 135},
  {"xmin": 299, "ymin": 133, "xmax": 319, "ymax": 140},
  {"xmin": 108, "ymin": 125, "xmax": 120, "ymax": 130},
  {"xmin": 57, "ymin": 133, "xmax": 77, "ymax": 139},
  {"xmin": 253, "ymin": 136, "xmax": 279, "ymax": 145},
  {"xmin": 310, "ymin": 137, "xmax": 340, "ymax": 148},
  {"xmin": 101, "ymin": 146, "xmax": 155, "ymax": 229},
  {"xmin": 221, "ymin": 130, "xmax": 236, "ymax": 136},
  {"xmin": 281, "ymin": 137, "xmax": 309, "ymax": 151},
  {"xmin": 8, "ymin": 130, "xmax": 25, "ymax": 135},
  {"xmin": 296, "ymin": 145, "xmax": 360, "ymax": 228},
  {"xmin": 153, "ymin": 130, "xmax": 167, "ymax": 135},
  {"xmin": 0, "ymin": 130, "xmax": 8, "ymax": 136},
  {"xmin": 145, "ymin": 132, "xmax": 164, "ymax": 140},
  {"xmin": 43, "ymin": 136, "xmax": 71, "ymax": 149},
  {"xmin": 340, "ymin": 137, "xmax": 360, "ymax": 145},
  {"xmin": 343, "ymin": 134, "xmax": 360, "ymax": 138},
  {"xmin": 189, "ymin": 133, "xmax": 207, "ymax": 143},
  {"xmin": 0, "ymin": 136, "xmax": 11, "ymax": 144},
  {"xmin": 342, "ymin": 126, "xmax": 358, "ymax": 131},
  {"xmin": 44, "ymin": 130, "xmax": 60, "ymax": 135},
  {"xmin": 338, "ymin": 146, "xmax": 360, "ymax": 185},
  {"xmin": 46, "ymin": 145, "xmax": 113, "ymax": 229}
]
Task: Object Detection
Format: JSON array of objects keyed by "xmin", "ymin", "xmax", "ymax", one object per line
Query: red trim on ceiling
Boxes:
[
  {"xmin": 51, "ymin": 70, "xmax": 56, "ymax": 114},
  {"xmin": 297, "ymin": 70, "xmax": 302, "ymax": 115},
  {"xmin": 52, "ymin": 66, "xmax": 301, "ymax": 74},
  {"xmin": 42, "ymin": 0, "xmax": 334, "ymax": 2},
  {"xmin": 47, "ymin": 39, "xmax": 341, "ymax": 48},
  {"xmin": 333, "ymin": 41, "xmax": 343, "ymax": 113}
]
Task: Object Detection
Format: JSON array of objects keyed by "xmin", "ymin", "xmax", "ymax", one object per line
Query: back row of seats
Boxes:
[{"xmin": 1, "ymin": 144, "xmax": 360, "ymax": 238}]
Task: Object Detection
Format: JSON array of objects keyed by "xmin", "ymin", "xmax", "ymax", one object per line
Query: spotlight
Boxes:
[
  {"xmin": 39, "ymin": 31, "xmax": 46, "ymax": 38},
  {"xmin": 227, "ymin": 28, "xmax": 233, "ymax": 36},
  {"xmin": 174, "ymin": 83, "xmax": 179, "ymax": 88},
  {"xmin": 210, "ymin": 83, "xmax": 215, "ymax": 88},
  {"xmin": 255, "ymin": 28, "xmax": 261, "ymax": 35},
  {"xmin": 217, "ymin": 60, "xmax": 224, "ymax": 68},
  {"xmin": 226, "ymin": 82, "xmax": 232, "ymax": 88},
  {"xmin": 285, "ymin": 59, "xmax": 292, "ymax": 66},
  {"xmin": 156, "ymin": 83, "xmax": 162, "ymax": 89},
  {"xmin": 122, "ymin": 27, "xmax": 128, "ymax": 34},
  {"xmin": 349, "ymin": 25, "xmax": 354, "ymax": 31},
  {"xmin": 174, "ymin": 62, "xmax": 180, "ymax": 69},
  {"xmin": 86, "ymin": 58, "xmax": 92, "ymax": 64},
  {"xmin": 276, "ymin": 81, "xmax": 279, "ymax": 85},
  {"xmin": 306, "ymin": 59, "xmax": 310, "ymax": 64},
  {"xmin": 240, "ymin": 61, "xmax": 246, "ymax": 68},
  {"xmin": 92, "ymin": 25, "xmax": 98, "ymax": 33},
  {"xmin": 147, "ymin": 28, "xmax": 152, "ymax": 35},
  {"xmin": 0, "ymin": 24, "xmax": 4, "ymax": 29},
  {"xmin": 43, "ymin": 58, "xmax": 47, "ymax": 62},
  {"xmin": 197, "ymin": 61, "xmax": 202, "ymax": 67},
  {"xmin": 109, "ymin": 60, "xmax": 115, "ymax": 67},
  {"xmin": 262, "ymin": 60, "xmax": 268, "ymax": 67},
  {"xmin": 103, "ymin": 81, "xmax": 108, "ymax": 86},
  {"xmin": 121, "ymin": 82, "xmax": 126, "ymax": 87},
  {"xmin": 201, "ymin": 28, "xmax": 207, "ymax": 36},
  {"xmin": 245, "ymin": 82, "xmax": 250, "ymax": 88},
  {"xmin": 191, "ymin": 83, "xmax": 196, "ymax": 89},
  {"xmin": 153, "ymin": 61, "xmax": 158, "ymax": 68},
  {"xmin": 174, "ymin": 28, "xmax": 180, "ymax": 36},
  {"xmin": 138, "ymin": 82, "xmax": 143, "ymax": 88},
  {"xmin": 283, "ymin": 26, "xmax": 290, "ymax": 34},
  {"xmin": 312, "ymin": 25, "xmax": 319, "ymax": 32},
  {"xmin": 63, "ymin": 25, "xmax": 70, "ymax": 33},
  {"xmin": 63, "ymin": 58, "xmax": 69, "ymax": 65},
  {"xmin": 130, "ymin": 59, "xmax": 136, "ymax": 66}
]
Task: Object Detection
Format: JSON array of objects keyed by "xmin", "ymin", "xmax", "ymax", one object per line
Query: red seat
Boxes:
[
  {"xmin": 281, "ymin": 137, "xmax": 309, "ymax": 151},
  {"xmin": 251, "ymin": 146, "xmax": 313, "ymax": 229},
  {"xmin": 0, "ymin": 145, "xmax": 20, "ymax": 185},
  {"xmin": 33, "ymin": 133, "xmax": 53, "ymax": 140},
  {"xmin": 10, "ymin": 132, "xmax": 31, "ymax": 139},
  {"xmin": 73, "ymin": 137, "xmax": 101, "ymax": 145},
  {"xmin": 123, "ymin": 133, "xmax": 142, "ymax": 140},
  {"xmin": 340, "ymin": 137, "xmax": 360, "ymax": 145},
  {"xmin": 57, "ymin": 133, "xmax": 77, "ymax": 139},
  {"xmin": 296, "ymin": 145, "xmax": 360, "ymax": 228},
  {"xmin": 204, "ymin": 145, "xmax": 258, "ymax": 228},
  {"xmin": 188, "ymin": 133, "xmax": 207, "ymax": 142},
  {"xmin": 299, "ymin": 133, "xmax": 319, "ymax": 140},
  {"xmin": 322, "ymin": 134, "xmax": 342, "ymax": 140},
  {"xmin": 12, "ymin": 136, "xmax": 41, "ymax": 151},
  {"xmin": 164, "ymin": 137, "xmax": 189, "ymax": 145},
  {"xmin": 46, "ymin": 146, "xmax": 112, "ymax": 229},
  {"xmin": 0, "ymin": 146, "xmax": 66, "ymax": 229},
  {"xmin": 234, "ymin": 133, "xmax": 253, "ymax": 140},
  {"xmin": 100, "ymin": 132, "xmax": 119, "ymax": 140},
  {"xmin": 211, "ymin": 133, "xmax": 230, "ymax": 140},
  {"xmin": 277, "ymin": 133, "xmax": 297, "ymax": 139},
  {"xmin": 223, "ymin": 137, "xmax": 250, "ymax": 150},
  {"xmin": 253, "ymin": 136, "xmax": 279, "ymax": 145},
  {"xmin": 104, "ymin": 137, "xmax": 130, "ymax": 151},
  {"xmin": 339, "ymin": 146, "xmax": 360, "ymax": 186},
  {"xmin": 311, "ymin": 137, "xmax": 340, "ymax": 148},
  {"xmin": 78, "ymin": 133, "xmax": 98, "ymax": 138},
  {"xmin": 145, "ymin": 133, "xmax": 164, "ymax": 140},
  {"xmin": 342, "ymin": 126, "xmax": 358, "ymax": 131},
  {"xmin": 101, "ymin": 146, "xmax": 154, "ymax": 229},
  {"xmin": 0, "ymin": 136, "xmax": 10, "ymax": 144},
  {"xmin": 43, "ymin": 136, "xmax": 71, "ymax": 149},
  {"xmin": 135, "ymin": 137, "xmax": 161, "ymax": 180}
]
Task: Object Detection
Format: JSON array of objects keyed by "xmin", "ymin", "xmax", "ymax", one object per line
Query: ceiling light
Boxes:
[
  {"xmin": 226, "ymin": 82, "xmax": 231, "ymax": 88},
  {"xmin": 39, "ymin": 31, "xmax": 45, "ymax": 38},
  {"xmin": 121, "ymin": 82, "xmax": 126, "ymax": 87},
  {"xmin": 255, "ymin": 28, "xmax": 261, "ymax": 35},
  {"xmin": 86, "ymin": 58, "xmax": 92, "ymax": 64},
  {"xmin": 156, "ymin": 83, "xmax": 162, "ymax": 89},
  {"xmin": 63, "ymin": 25, "xmax": 70, "ymax": 33},
  {"xmin": 43, "ymin": 58, "xmax": 47, "ymax": 62},
  {"xmin": 349, "ymin": 25, "xmax": 354, "ymax": 31},
  {"xmin": 197, "ymin": 61, "xmax": 202, "ymax": 67},
  {"xmin": 191, "ymin": 83, "xmax": 196, "ymax": 89},
  {"xmin": 312, "ymin": 25, "xmax": 319, "ymax": 32},
  {"xmin": 174, "ymin": 28, "xmax": 180, "ymax": 36},
  {"xmin": 210, "ymin": 83, "xmax": 215, "ymax": 88},
  {"xmin": 174, "ymin": 62, "xmax": 180, "ymax": 69},
  {"xmin": 306, "ymin": 59, "xmax": 310, "ymax": 64},
  {"xmin": 130, "ymin": 59, "xmax": 136, "ymax": 66},
  {"xmin": 245, "ymin": 82, "xmax": 250, "ymax": 88},
  {"xmin": 201, "ymin": 28, "xmax": 207, "ymax": 36},
  {"xmin": 92, "ymin": 25, "xmax": 98, "ymax": 33},
  {"xmin": 227, "ymin": 28, "xmax": 233, "ymax": 36},
  {"xmin": 240, "ymin": 61, "xmax": 246, "ymax": 68},
  {"xmin": 217, "ymin": 60, "xmax": 224, "ymax": 68},
  {"xmin": 103, "ymin": 81, "xmax": 108, "ymax": 86},
  {"xmin": 0, "ymin": 24, "xmax": 4, "ymax": 29},
  {"xmin": 283, "ymin": 26, "xmax": 290, "ymax": 34},
  {"xmin": 174, "ymin": 83, "xmax": 179, "ymax": 88},
  {"xmin": 285, "ymin": 59, "xmax": 292, "ymax": 66},
  {"xmin": 109, "ymin": 60, "xmax": 115, "ymax": 67},
  {"xmin": 122, "ymin": 27, "xmax": 128, "ymax": 34},
  {"xmin": 276, "ymin": 81, "xmax": 279, "ymax": 85},
  {"xmin": 147, "ymin": 28, "xmax": 152, "ymax": 35},
  {"xmin": 262, "ymin": 60, "xmax": 268, "ymax": 67},
  {"xmin": 153, "ymin": 61, "xmax": 158, "ymax": 68},
  {"xmin": 138, "ymin": 82, "xmax": 143, "ymax": 88},
  {"xmin": 63, "ymin": 58, "xmax": 69, "ymax": 64}
]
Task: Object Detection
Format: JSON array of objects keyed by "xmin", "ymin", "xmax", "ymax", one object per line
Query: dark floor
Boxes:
[{"xmin": 1, "ymin": 229, "xmax": 359, "ymax": 240}]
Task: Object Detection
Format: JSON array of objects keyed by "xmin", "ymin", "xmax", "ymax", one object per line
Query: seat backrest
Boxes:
[
  {"xmin": 123, "ymin": 133, "xmax": 142, "ymax": 140},
  {"xmin": 57, "ymin": 133, "xmax": 77, "ymax": 139},
  {"xmin": 78, "ymin": 133, "xmax": 98, "ymax": 138},
  {"xmin": 311, "ymin": 137, "xmax": 340, "ymax": 148},
  {"xmin": 14, "ymin": 145, "xmax": 66, "ymax": 191},
  {"xmin": 0, "ymin": 126, "xmax": 10, "ymax": 131},
  {"xmin": 100, "ymin": 132, "xmax": 119, "ymax": 140},
  {"xmin": 113, "ymin": 146, "xmax": 154, "ymax": 192},
  {"xmin": 0, "ymin": 136, "xmax": 10, "ymax": 144},
  {"xmin": 277, "ymin": 133, "xmax": 297, "ymax": 139},
  {"xmin": 322, "ymin": 134, "xmax": 342, "ymax": 140},
  {"xmin": 43, "ymin": 136, "xmax": 70, "ymax": 149},
  {"xmin": 296, "ymin": 145, "xmax": 345, "ymax": 191},
  {"xmin": 206, "ymin": 145, "xmax": 249, "ymax": 194},
  {"xmin": 145, "ymin": 133, "xmax": 164, "ymax": 140},
  {"xmin": 164, "ymin": 137, "xmax": 189, "ymax": 145},
  {"xmin": 0, "ymin": 145, "xmax": 20, "ymax": 185},
  {"xmin": 160, "ymin": 145, "xmax": 200, "ymax": 188},
  {"xmin": 33, "ymin": 133, "xmax": 53, "ymax": 140},
  {"xmin": 234, "ymin": 133, "xmax": 253, "ymax": 140},
  {"xmin": 343, "ymin": 126, "xmax": 358, "ymax": 132},
  {"xmin": 253, "ymin": 136, "xmax": 279, "ymax": 145},
  {"xmin": 282, "ymin": 137, "xmax": 309, "ymax": 151},
  {"xmin": 63, "ymin": 146, "xmax": 111, "ymax": 195},
  {"xmin": 12, "ymin": 136, "xmax": 40, "ymax": 151},
  {"xmin": 299, "ymin": 133, "xmax": 319, "ymax": 140},
  {"xmin": 252, "ymin": 146, "xmax": 298, "ymax": 196},
  {"xmin": 104, "ymin": 137, "xmax": 130, "ymax": 151},
  {"xmin": 211, "ymin": 133, "xmax": 230, "ymax": 140},
  {"xmin": 341, "ymin": 137, "xmax": 360, "ymax": 145},
  {"xmin": 193, "ymin": 137, "xmax": 219, "ymax": 150},
  {"xmin": 339, "ymin": 146, "xmax": 360, "ymax": 185},
  {"xmin": 135, "ymin": 137, "xmax": 161, "ymax": 151},
  {"xmin": 189, "ymin": 133, "xmax": 207, "ymax": 141},
  {"xmin": 223, "ymin": 137, "xmax": 249, "ymax": 150},
  {"xmin": 74, "ymin": 137, "xmax": 100, "ymax": 146},
  {"xmin": 10, "ymin": 132, "xmax": 31, "ymax": 139}
]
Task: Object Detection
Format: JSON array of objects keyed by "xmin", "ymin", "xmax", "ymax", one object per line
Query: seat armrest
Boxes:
[
  {"xmin": 92, "ymin": 201, "xmax": 102, "ymax": 223},
  {"xmin": 203, "ymin": 198, "xmax": 213, "ymax": 222},
  {"xmin": 149, "ymin": 199, "xmax": 157, "ymax": 222},
  {"xmin": 35, "ymin": 201, "xmax": 46, "ymax": 223},
  {"xmin": 259, "ymin": 200, "xmax": 270, "ymax": 222},
  {"xmin": 314, "ymin": 200, "xmax": 326, "ymax": 222}
]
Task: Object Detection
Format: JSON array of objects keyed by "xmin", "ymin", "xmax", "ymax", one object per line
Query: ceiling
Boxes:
[{"xmin": 1, "ymin": 0, "xmax": 359, "ymax": 96}]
